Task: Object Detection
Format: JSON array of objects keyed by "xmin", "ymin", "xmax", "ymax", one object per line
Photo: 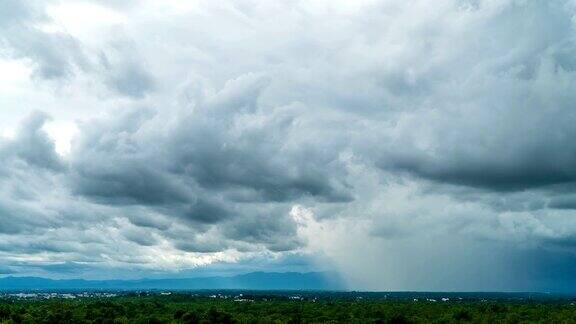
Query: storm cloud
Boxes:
[{"xmin": 2, "ymin": 0, "xmax": 576, "ymax": 291}]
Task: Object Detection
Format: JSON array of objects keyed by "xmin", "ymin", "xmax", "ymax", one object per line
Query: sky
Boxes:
[{"xmin": 2, "ymin": 0, "xmax": 576, "ymax": 292}]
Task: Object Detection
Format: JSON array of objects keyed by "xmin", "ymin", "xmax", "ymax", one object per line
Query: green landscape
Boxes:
[{"xmin": 2, "ymin": 292, "xmax": 576, "ymax": 323}]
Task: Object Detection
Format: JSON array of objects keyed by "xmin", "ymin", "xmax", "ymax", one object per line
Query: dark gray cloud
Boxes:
[
  {"xmin": 548, "ymin": 194, "xmax": 576, "ymax": 210},
  {"xmin": 54, "ymin": 73, "xmax": 352, "ymax": 259},
  {"xmin": 3, "ymin": 0, "xmax": 576, "ymax": 291},
  {"xmin": 370, "ymin": 1, "xmax": 576, "ymax": 193},
  {"xmin": 98, "ymin": 40, "xmax": 155, "ymax": 98},
  {"xmin": 1, "ymin": 111, "xmax": 64, "ymax": 172},
  {"xmin": 0, "ymin": 112, "xmax": 67, "ymax": 235},
  {"xmin": 67, "ymin": 73, "xmax": 350, "ymax": 232},
  {"xmin": 222, "ymin": 213, "xmax": 302, "ymax": 252}
]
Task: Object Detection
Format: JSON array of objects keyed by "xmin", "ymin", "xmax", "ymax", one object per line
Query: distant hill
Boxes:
[{"xmin": 0, "ymin": 272, "xmax": 345, "ymax": 291}]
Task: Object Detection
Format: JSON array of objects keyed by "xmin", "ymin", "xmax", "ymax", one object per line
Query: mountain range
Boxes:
[{"xmin": 0, "ymin": 272, "xmax": 345, "ymax": 291}]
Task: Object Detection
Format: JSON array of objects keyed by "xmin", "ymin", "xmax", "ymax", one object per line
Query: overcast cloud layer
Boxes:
[{"xmin": 2, "ymin": 0, "xmax": 576, "ymax": 291}]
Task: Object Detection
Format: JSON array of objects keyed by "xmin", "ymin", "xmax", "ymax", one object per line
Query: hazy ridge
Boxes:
[{"xmin": 0, "ymin": 272, "xmax": 345, "ymax": 291}]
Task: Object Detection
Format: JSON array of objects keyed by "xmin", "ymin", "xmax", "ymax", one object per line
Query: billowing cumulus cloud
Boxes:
[{"xmin": 2, "ymin": 0, "xmax": 576, "ymax": 291}]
